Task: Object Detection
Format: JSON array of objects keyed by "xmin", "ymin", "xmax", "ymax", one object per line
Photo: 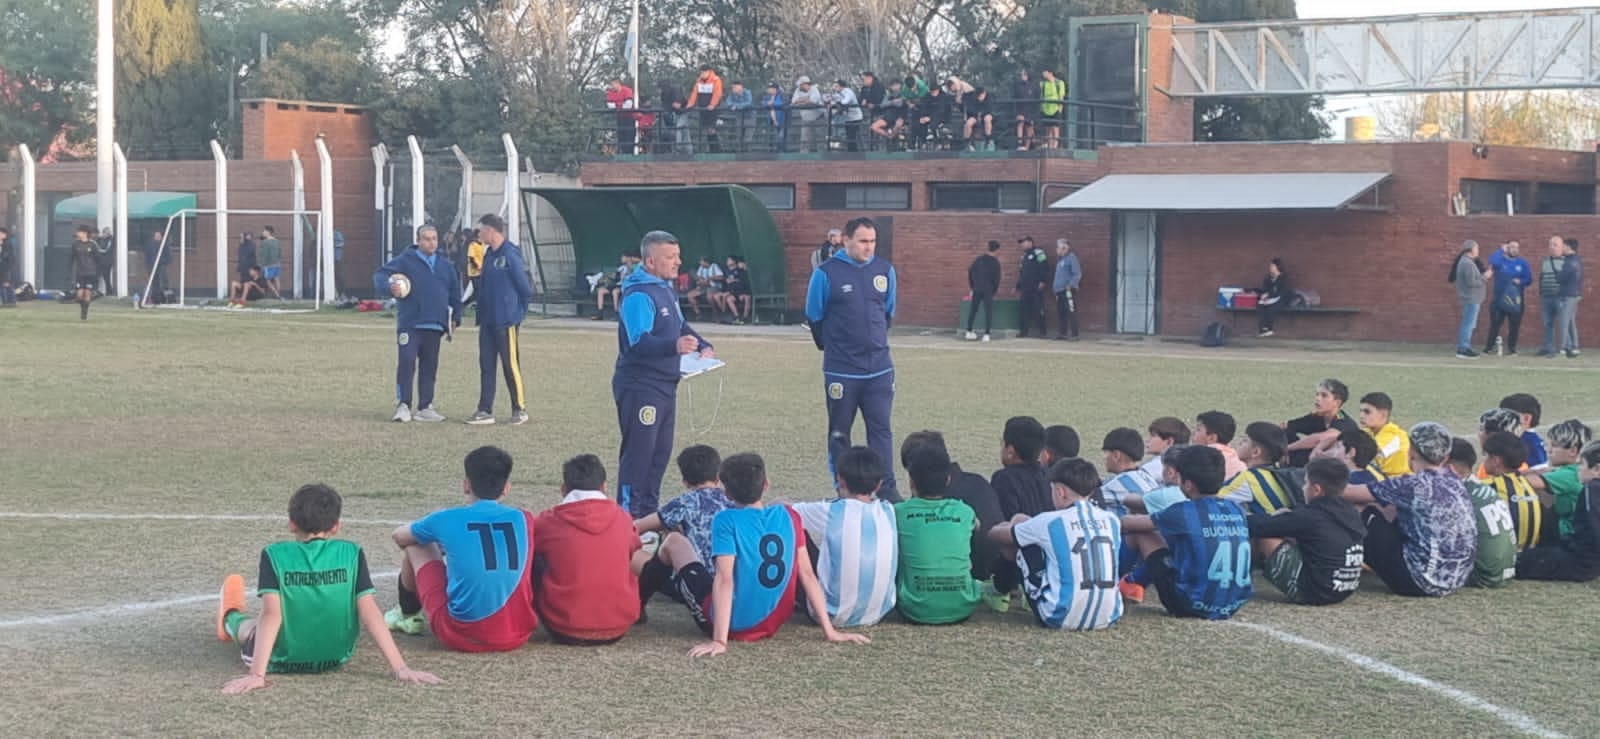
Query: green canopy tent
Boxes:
[
  {"xmin": 53, "ymin": 191, "xmax": 198, "ymax": 221},
  {"xmin": 522, "ymin": 185, "xmax": 786, "ymax": 300}
]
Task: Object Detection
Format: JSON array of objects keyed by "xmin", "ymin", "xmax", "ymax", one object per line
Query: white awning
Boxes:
[{"xmin": 1049, "ymin": 172, "xmax": 1390, "ymax": 211}]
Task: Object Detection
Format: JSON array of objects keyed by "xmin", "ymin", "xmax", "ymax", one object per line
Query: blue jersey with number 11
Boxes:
[
  {"xmin": 1152, "ymin": 497, "xmax": 1253, "ymax": 619},
  {"xmin": 710, "ymin": 505, "xmax": 805, "ymax": 640},
  {"xmin": 411, "ymin": 499, "xmax": 534, "ymax": 622}
]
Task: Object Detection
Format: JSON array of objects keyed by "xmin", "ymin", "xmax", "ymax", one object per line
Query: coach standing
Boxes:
[
  {"xmin": 374, "ymin": 225, "xmax": 462, "ymax": 423},
  {"xmin": 466, "ymin": 214, "xmax": 533, "ymax": 426},
  {"xmin": 806, "ymin": 217, "xmax": 902, "ymax": 502},
  {"xmin": 614, "ymin": 231, "xmax": 713, "ymax": 518}
]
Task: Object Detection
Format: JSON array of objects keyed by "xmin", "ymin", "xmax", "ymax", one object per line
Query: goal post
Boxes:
[{"xmin": 141, "ymin": 208, "xmax": 325, "ymax": 308}]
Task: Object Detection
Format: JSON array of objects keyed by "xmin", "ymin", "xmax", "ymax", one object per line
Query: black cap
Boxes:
[{"xmin": 1017, "ymin": 236, "xmax": 1034, "ymax": 244}]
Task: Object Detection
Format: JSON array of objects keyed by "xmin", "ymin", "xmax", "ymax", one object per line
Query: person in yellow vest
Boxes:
[
  {"xmin": 462, "ymin": 231, "xmax": 487, "ymax": 306},
  {"xmin": 1039, "ymin": 68, "xmax": 1066, "ymax": 149}
]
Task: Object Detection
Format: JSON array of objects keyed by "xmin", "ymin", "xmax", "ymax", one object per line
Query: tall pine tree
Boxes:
[{"xmin": 116, "ymin": 0, "xmax": 222, "ymax": 159}]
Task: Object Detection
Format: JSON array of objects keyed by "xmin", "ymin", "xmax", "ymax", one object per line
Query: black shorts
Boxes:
[
  {"xmin": 1515, "ymin": 545, "xmax": 1600, "ymax": 582},
  {"xmin": 698, "ymin": 109, "xmax": 719, "ymax": 127},
  {"xmin": 1145, "ymin": 548, "xmax": 1207, "ymax": 619},
  {"xmin": 673, "ymin": 562, "xmax": 715, "ymax": 636},
  {"xmin": 74, "ymin": 275, "xmax": 97, "ymax": 291},
  {"xmin": 728, "ymin": 287, "xmax": 751, "ymax": 298},
  {"xmin": 238, "ymin": 630, "xmax": 257, "ymax": 667},
  {"xmin": 1361, "ymin": 507, "xmax": 1430, "ymax": 597}
]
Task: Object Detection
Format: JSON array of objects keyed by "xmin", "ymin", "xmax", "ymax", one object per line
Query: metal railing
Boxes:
[{"xmin": 587, "ymin": 98, "xmax": 1141, "ymax": 157}]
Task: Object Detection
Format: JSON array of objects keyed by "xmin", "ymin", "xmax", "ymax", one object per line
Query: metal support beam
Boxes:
[
  {"xmin": 113, "ymin": 144, "xmax": 128, "ymax": 296},
  {"xmin": 314, "ymin": 138, "xmax": 335, "ymax": 305},
  {"xmin": 18, "ymin": 144, "xmax": 37, "ymax": 288},
  {"xmin": 371, "ymin": 143, "xmax": 389, "ymax": 262},
  {"xmin": 1169, "ymin": 8, "xmax": 1600, "ymax": 96},
  {"xmin": 407, "ymin": 135, "xmax": 425, "ymax": 234},
  {"xmin": 450, "ymin": 145, "xmax": 473, "ymax": 234},
  {"xmin": 210, "ymin": 140, "xmax": 229, "ymax": 299},
  {"xmin": 501, "ymin": 133, "xmax": 520, "ymax": 246},
  {"xmin": 291, "ymin": 150, "xmax": 306, "ymax": 299},
  {"xmin": 95, "ymin": 0, "xmax": 114, "ymax": 237}
]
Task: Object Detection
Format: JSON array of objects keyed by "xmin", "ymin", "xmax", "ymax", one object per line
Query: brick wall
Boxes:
[{"xmin": 1145, "ymin": 13, "xmax": 1196, "ymax": 145}]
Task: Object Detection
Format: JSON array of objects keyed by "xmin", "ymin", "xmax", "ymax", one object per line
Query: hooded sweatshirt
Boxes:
[{"xmin": 533, "ymin": 492, "xmax": 642, "ymax": 641}]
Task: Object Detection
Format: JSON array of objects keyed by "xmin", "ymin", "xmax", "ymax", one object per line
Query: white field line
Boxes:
[
  {"xmin": 1232, "ymin": 621, "xmax": 1566, "ymax": 739},
  {"xmin": 0, "ymin": 572, "xmax": 399, "ymax": 630},
  {"xmin": 0, "ymin": 512, "xmax": 408, "ymax": 526}
]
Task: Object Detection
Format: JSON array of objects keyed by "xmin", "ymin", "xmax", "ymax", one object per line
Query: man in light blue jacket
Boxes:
[{"xmin": 1052, "ymin": 239, "xmax": 1082, "ymax": 341}]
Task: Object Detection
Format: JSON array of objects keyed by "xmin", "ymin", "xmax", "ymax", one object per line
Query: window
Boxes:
[
  {"xmin": 810, "ymin": 184, "xmax": 910, "ymax": 210},
  {"xmin": 1461, "ymin": 179, "xmax": 1528, "ymax": 215},
  {"xmin": 929, "ymin": 182, "xmax": 1036, "ymax": 212},
  {"xmin": 741, "ymin": 184, "xmax": 795, "ymax": 210},
  {"xmin": 1535, "ymin": 183, "xmax": 1595, "ymax": 215}
]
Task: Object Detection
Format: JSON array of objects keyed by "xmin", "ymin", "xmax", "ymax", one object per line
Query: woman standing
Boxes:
[
  {"xmin": 1450, "ymin": 240, "xmax": 1491, "ymax": 359},
  {"xmin": 1257, "ymin": 258, "xmax": 1290, "ymax": 337}
]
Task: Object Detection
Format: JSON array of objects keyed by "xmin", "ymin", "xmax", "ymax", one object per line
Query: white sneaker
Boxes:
[
  {"xmin": 464, "ymin": 411, "xmax": 495, "ymax": 425},
  {"xmin": 392, "ymin": 403, "xmax": 412, "ymax": 423},
  {"xmin": 413, "ymin": 406, "xmax": 445, "ymax": 423},
  {"xmin": 981, "ymin": 334, "xmax": 992, "ymax": 343},
  {"xmin": 639, "ymin": 531, "xmax": 662, "ymax": 557},
  {"xmin": 964, "ymin": 331, "xmax": 977, "ymax": 341},
  {"xmin": 509, "ymin": 410, "xmax": 529, "ymax": 426}
]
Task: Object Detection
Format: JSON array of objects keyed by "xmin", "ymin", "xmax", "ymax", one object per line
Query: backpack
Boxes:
[
  {"xmin": 1200, "ymin": 321, "xmax": 1227, "ymax": 347},
  {"xmin": 14, "ymin": 282, "xmax": 35, "ymax": 301}
]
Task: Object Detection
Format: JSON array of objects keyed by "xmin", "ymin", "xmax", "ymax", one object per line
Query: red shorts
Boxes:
[{"xmin": 416, "ymin": 560, "xmax": 538, "ymax": 652}]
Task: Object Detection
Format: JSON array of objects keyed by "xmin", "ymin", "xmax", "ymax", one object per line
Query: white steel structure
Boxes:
[{"xmin": 142, "ymin": 208, "xmax": 323, "ymax": 307}]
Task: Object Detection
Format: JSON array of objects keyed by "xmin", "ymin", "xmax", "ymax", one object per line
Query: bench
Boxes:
[
  {"xmin": 565, "ymin": 290, "xmax": 790, "ymax": 325},
  {"xmin": 1219, "ymin": 305, "xmax": 1361, "ymax": 334}
]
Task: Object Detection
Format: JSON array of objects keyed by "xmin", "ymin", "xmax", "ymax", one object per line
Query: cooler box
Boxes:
[
  {"xmin": 1232, "ymin": 292, "xmax": 1259, "ymax": 309},
  {"xmin": 1217, "ymin": 287, "xmax": 1244, "ymax": 308}
]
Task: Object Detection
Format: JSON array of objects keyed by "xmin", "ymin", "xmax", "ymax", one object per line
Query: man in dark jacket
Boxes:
[
  {"xmin": 466, "ymin": 214, "xmax": 535, "ymax": 426},
  {"xmin": 0, "ymin": 226, "xmax": 16, "ymax": 306},
  {"xmin": 373, "ymin": 225, "xmax": 463, "ymax": 423},
  {"xmin": 1016, "ymin": 236, "xmax": 1049, "ymax": 338},
  {"xmin": 965, "ymin": 240, "xmax": 1001, "ymax": 341},
  {"xmin": 1557, "ymin": 237, "xmax": 1583, "ymax": 358}
]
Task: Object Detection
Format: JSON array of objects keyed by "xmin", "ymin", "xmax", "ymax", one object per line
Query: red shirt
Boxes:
[
  {"xmin": 605, "ymin": 85, "xmax": 636, "ymax": 119},
  {"xmin": 533, "ymin": 496, "xmax": 642, "ymax": 641}
]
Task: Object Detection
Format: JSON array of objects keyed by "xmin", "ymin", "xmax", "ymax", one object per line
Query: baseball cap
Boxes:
[{"xmin": 796, "ymin": 75, "xmax": 811, "ymax": 85}]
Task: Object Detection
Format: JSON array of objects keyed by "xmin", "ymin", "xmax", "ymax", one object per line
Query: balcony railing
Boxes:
[{"xmin": 586, "ymin": 98, "xmax": 1141, "ymax": 158}]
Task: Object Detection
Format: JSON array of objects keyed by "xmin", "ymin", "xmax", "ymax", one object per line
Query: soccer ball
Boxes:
[{"xmin": 388, "ymin": 273, "xmax": 412, "ymax": 299}]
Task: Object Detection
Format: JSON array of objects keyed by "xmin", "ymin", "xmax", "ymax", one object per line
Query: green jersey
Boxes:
[
  {"xmin": 895, "ymin": 498, "xmax": 981, "ymax": 624},
  {"xmin": 1466, "ymin": 482, "xmax": 1517, "ymax": 588},
  {"xmin": 256, "ymin": 538, "xmax": 374, "ymax": 673},
  {"xmin": 258, "ymin": 238, "xmax": 281, "ymax": 267},
  {"xmin": 1543, "ymin": 465, "xmax": 1583, "ymax": 538}
]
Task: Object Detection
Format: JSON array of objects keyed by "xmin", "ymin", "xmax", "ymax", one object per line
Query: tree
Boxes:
[
  {"xmin": 116, "ymin": 0, "xmax": 222, "ymax": 159},
  {"xmin": 0, "ymin": 0, "xmax": 92, "ymax": 162},
  {"xmin": 257, "ymin": 38, "xmax": 383, "ymax": 105},
  {"xmin": 1376, "ymin": 91, "xmax": 1600, "ymax": 150},
  {"xmin": 1176, "ymin": 0, "xmax": 1330, "ymax": 142}
]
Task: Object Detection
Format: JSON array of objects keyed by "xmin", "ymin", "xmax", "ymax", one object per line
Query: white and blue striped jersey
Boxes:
[
  {"xmin": 1101, "ymin": 468, "xmax": 1162, "ymax": 517},
  {"xmin": 792, "ymin": 498, "xmax": 899, "ymax": 626},
  {"xmin": 1012, "ymin": 501, "xmax": 1124, "ymax": 631}
]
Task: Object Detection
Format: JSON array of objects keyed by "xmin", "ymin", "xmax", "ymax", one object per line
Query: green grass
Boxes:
[{"xmin": 2, "ymin": 301, "xmax": 1598, "ymax": 736}]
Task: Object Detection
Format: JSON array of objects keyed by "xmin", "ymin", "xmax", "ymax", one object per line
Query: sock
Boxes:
[
  {"xmin": 224, "ymin": 611, "xmax": 248, "ymax": 641},
  {"xmin": 80, "ymin": 300, "xmax": 88, "ymax": 319},
  {"xmin": 637, "ymin": 557, "xmax": 673, "ymax": 607},
  {"xmin": 397, "ymin": 581, "xmax": 422, "ymax": 616},
  {"xmin": 1126, "ymin": 563, "xmax": 1150, "ymax": 586}
]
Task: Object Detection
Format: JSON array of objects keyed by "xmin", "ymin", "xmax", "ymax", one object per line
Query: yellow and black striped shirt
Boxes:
[{"xmin": 1487, "ymin": 472, "xmax": 1542, "ymax": 550}]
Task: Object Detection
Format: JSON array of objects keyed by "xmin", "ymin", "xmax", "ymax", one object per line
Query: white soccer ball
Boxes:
[{"xmin": 388, "ymin": 273, "xmax": 412, "ymax": 299}]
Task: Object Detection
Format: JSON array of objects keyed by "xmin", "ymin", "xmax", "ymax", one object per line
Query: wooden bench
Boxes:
[
  {"xmin": 565, "ymin": 290, "xmax": 790, "ymax": 325},
  {"xmin": 1219, "ymin": 306, "xmax": 1361, "ymax": 316}
]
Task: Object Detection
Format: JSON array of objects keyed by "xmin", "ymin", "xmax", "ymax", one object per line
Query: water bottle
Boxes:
[{"xmin": 1495, "ymin": 336, "xmax": 1504, "ymax": 356}]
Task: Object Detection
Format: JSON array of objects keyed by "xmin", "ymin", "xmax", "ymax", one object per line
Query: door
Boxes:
[{"xmin": 1114, "ymin": 211, "xmax": 1157, "ymax": 334}]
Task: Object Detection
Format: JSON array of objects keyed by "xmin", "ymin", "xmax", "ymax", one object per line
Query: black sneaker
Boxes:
[{"xmin": 1455, "ymin": 349, "xmax": 1479, "ymax": 359}]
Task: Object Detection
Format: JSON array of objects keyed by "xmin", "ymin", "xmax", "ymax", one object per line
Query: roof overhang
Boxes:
[
  {"xmin": 1049, "ymin": 172, "xmax": 1391, "ymax": 211},
  {"xmin": 53, "ymin": 191, "xmax": 199, "ymax": 221}
]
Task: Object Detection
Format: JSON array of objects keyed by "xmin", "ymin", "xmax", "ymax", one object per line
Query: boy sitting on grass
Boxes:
[
  {"xmin": 1475, "ymin": 408, "xmax": 1524, "ymax": 479},
  {"xmin": 387, "ymin": 446, "xmax": 539, "ymax": 652},
  {"xmin": 1120, "ymin": 446, "xmax": 1254, "ymax": 620},
  {"xmin": 1444, "ymin": 439, "xmax": 1517, "ymax": 589},
  {"xmin": 986, "ymin": 416, "xmax": 1053, "ymax": 612},
  {"xmin": 1481, "ymin": 431, "xmax": 1542, "ymax": 550},
  {"xmin": 1332, "ymin": 428, "xmax": 1388, "ymax": 485},
  {"xmin": 1100, "ymin": 427, "xmax": 1159, "ymax": 517},
  {"xmin": 896, "ymin": 442, "xmax": 982, "ymax": 625},
  {"xmin": 1499, "ymin": 393, "xmax": 1549, "ymax": 470},
  {"xmin": 532, "ymin": 454, "xmax": 643, "ymax": 645},
  {"xmin": 687, "ymin": 453, "xmax": 870, "ymax": 657},
  {"xmin": 1141, "ymin": 417, "xmax": 1190, "ymax": 479},
  {"xmin": 1516, "ymin": 440, "xmax": 1600, "ymax": 582},
  {"xmin": 791, "ymin": 446, "xmax": 899, "ymax": 627},
  {"xmin": 1194, "ymin": 410, "xmax": 1247, "ymax": 481},
  {"xmin": 1525, "ymin": 420, "xmax": 1592, "ymax": 542},
  {"xmin": 1342, "ymin": 423, "xmax": 1476, "ymax": 597},
  {"xmin": 1358, "ymin": 392, "xmax": 1411, "ymax": 477},
  {"xmin": 989, "ymin": 458, "xmax": 1124, "ymax": 630},
  {"xmin": 900, "ymin": 430, "xmax": 1003, "ymax": 582},
  {"xmin": 215, "ymin": 484, "xmax": 439, "ymax": 694},
  {"xmin": 1221, "ymin": 421, "xmax": 1300, "ymax": 516},
  {"xmin": 634, "ymin": 445, "xmax": 733, "ymax": 618},
  {"xmin": 1040, "ymin": 424, "xmax": 1081, "ymax": 468},
  {"xmin": 1246, "ymin": 459, "xmax": 1365, "ymax": 605}
]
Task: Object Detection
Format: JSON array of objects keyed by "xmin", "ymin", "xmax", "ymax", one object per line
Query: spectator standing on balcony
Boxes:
[
  {"xmin": 1011, "ymin": 69, "xmax": 1036, "ymax": 150},
  {"xmin": 1484, "ymin": 239, "xmax": 1530, "ymax": 355},
  {"xmin": 761, "ymin": 83, "xmax": 787, "ymax": 152},
  {"xmin": 792, "ymin": 76, "xmax": 824, "ymax": 152},
  {"xmin": 657, "ymin": 80, "xmax": 688, "ymax": 154},
  {"xmin": 831, "ymin": 80, "xmax": 864, "ymax": 152},
  {"xmin": 604, "ymin": 78, "xmax": 637, "ymax": 154},
  {"xmin": 1052, "ymin": 239, "xmax": 1081, "ymax": 341},
  {"xmin": 902, "ymin": 71, "xmax": 930, "ymax": 101},
  {"xmin": 910, "ymin": 84, "xmax": 952, "ymax": 149},
  {"xmin": 963, "ymin": 87, "xmax": 996, "ymax": 151},
  {"xmin": 725, "ymin": 80, "xmax": 754, "ymax": 150},
  {"xmin": 687, "ymin": 65, "xmax": 724, "ymax": 152},
  {"xmin": 943, "ymin": 76, "xmax": 975, "ymax": 106},
  {"xmin": 859, "ymin": 72, "xmax": 885, "ymax": 125},
  {"xmin": 1017, "ymin": 236, "xmax": 1050, "ymax": 339},
  {"xmin": 635, "ymin": 97, "xmax": 659, "ymax": 153},
  {"xmin": 1039, "ymin": 69, "xmax": 1066, "ymax": 148}
]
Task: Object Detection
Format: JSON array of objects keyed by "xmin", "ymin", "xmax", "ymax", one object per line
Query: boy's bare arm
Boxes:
[
  {"xmin": 1342, "ymin": 484, "xmax": 1376, "ymax": 506},
  {"xmin": 222, "ymin": 594, "xmax": 282, "ymax": 695},
  {"xmin": 795, "ymin": 546, "xmax": 869, "ymax": 646},
  {"xmin": 356, "ymin": 594, "xmax": 440, "ymax": 685},
  {"xmin": 1120, "ymin": 514, "xmax": 1156, "ymax": 534},
  {"xmin": 392, "ymin": 524, "xmax": 419, "ymax": 549},
  {"xmin": 689, "ymin": 556, "xmax": 737, "ymax": 657},
  {"xmin": 634, "ymin": 513, "xmax": 665, "ymax": 534}
]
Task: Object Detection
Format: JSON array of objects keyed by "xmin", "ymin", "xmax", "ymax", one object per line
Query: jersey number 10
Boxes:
[{"xmin": 1071, "ymin": 535, "xmax": 1117, "ymax": 590}]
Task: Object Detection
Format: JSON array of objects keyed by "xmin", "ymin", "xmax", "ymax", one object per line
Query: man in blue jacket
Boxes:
[
  {"xmin": 1052, "ymin": 238, "xmax": 1081, "ymax": 341},
  {"xmin": 374, "ymin": 225, "xmax": 463, "ymax": 422},
  {"xmin": 614, "ymin": 230, "xmax": 713, "ymax": 518},
  {"xmin": 1484, "ymin": 239, "xmax": 1530, "ymax": 355},
  {"xmin": 466, "ymin": 214, "xmax": 534, "ymax": 425},
  {"xmin": 805, "ymin": 216, "xmax": 901, "ymax": 502}
]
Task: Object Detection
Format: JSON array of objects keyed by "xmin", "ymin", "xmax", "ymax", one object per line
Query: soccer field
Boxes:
[{"xmin": 2, "ymin": 302, "xmax": 1597, "ymax": 736}]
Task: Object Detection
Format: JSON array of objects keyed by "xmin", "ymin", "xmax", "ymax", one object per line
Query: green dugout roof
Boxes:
[
  {"xmin": 524, "ymin": 185, "xmax": 786, "ymax": 295},
  {"xmin": 53, "ymin": 191, "xmax": 198, "ymax": 221}
]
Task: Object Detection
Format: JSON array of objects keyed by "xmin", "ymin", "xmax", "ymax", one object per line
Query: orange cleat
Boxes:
[
  {"xmin": 216, "ymin": 574, "xmax": 246, "ymax": 642},
  {"xmin": 1117, "ymin": 575, "xmax": 1145, "ymax": 604}
]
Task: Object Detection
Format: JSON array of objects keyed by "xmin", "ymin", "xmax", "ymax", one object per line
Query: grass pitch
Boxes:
[{"xmin": 1, "ymin": 302, "xmax": 1598, "ymax": 736}]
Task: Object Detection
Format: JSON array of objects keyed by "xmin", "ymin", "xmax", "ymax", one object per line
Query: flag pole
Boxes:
[{"xmin": 628, "ymin": 0, "xmax": 641, "ymax": 109}]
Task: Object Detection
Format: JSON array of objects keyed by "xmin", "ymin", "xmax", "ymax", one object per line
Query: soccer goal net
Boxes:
[{"xmin": 141, "ymin": 208, "xmax": 331, "ymax": 309}]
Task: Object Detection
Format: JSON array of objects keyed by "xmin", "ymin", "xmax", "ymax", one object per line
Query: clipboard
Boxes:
[{"xmin": 680, "ymin": 354, "xmax": 726, "ymax": 378}]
